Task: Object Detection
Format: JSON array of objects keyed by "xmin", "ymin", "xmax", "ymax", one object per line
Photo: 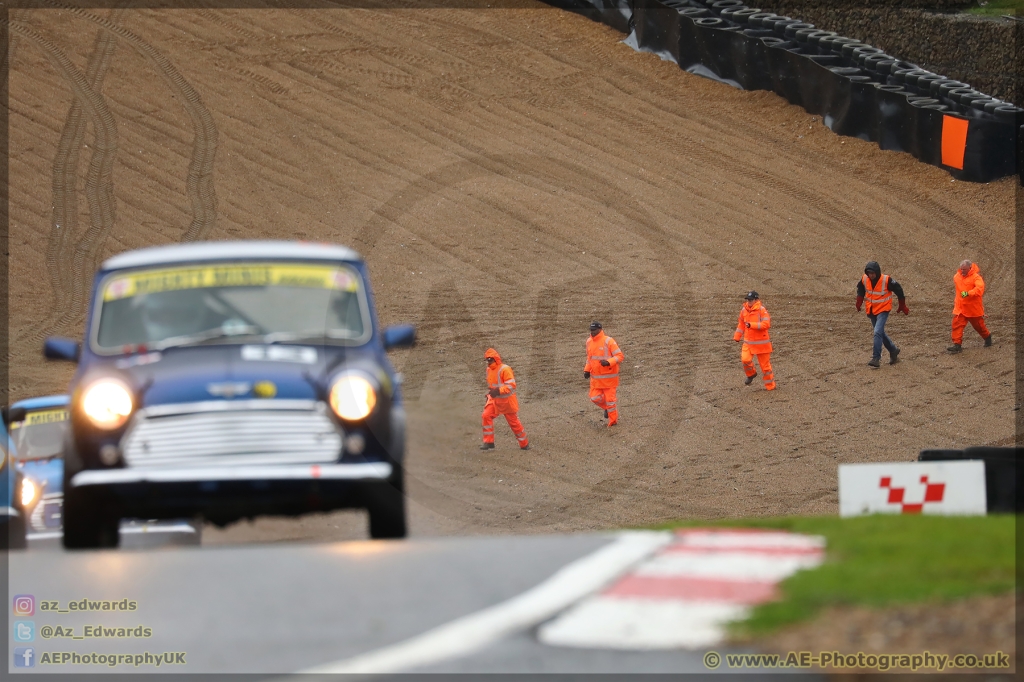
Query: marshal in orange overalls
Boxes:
[
  {"xmin": 733, "ymin": 294, "xmax": 775, "ymax": 390},
  {"xmin": 584, "ymin": 327, "xmax": 624, "ymax": 426},
  {"xmin": 481, "ymin": 348, "xmax": 529, "ymax": 450},
  {"xmin": 950, "ymin": 261, "xmax": 991, "ymax": 349}
]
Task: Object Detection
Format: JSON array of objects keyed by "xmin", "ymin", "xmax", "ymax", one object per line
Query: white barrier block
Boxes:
[{"xmin": 839, "ymin": 461, "xmax": 987, "ymax": 517}]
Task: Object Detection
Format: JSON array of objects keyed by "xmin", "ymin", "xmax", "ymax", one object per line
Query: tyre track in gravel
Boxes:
[
  {"xmin": 343, "ymin": 161, "xmax": 696, "ymax": 513},
  {"xmin": 193, "ymin": 6, "xmax": 1015, "ymax": 473},
  {"xmin": 29, "ymin": 7, "xmax": 127, "ymax": 342},
  {"xmin": 44, "ymin": 2, "xmax": 219, "ymax": 242},
  {"xmin": 250, "ymin": 44, "xmax": 702, "ymax": 509},
  {"xmin": 279, "ymin": 53, "xmax": 692, "ymax": 329},
  {"xmin": 9, "ymin": 20, "xmax": 119, "ymax": 341},
  {"xmin": 253, "ymin": 6, "xmax": 1006, "ymax": 518}
]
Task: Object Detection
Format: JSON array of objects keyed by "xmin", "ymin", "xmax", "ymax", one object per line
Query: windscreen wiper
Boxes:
[
  {"xmin": 153, "ymin": 324, "xmax": 263, "ymax": 350},
  {"xmin": 262, "ymin": 330, "xmax": 356, "ymax": 344}
]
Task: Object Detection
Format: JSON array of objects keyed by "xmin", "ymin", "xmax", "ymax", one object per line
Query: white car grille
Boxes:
[{"xmin": 122, "ymin": 400, "xmax": 342, "ymax": 468}]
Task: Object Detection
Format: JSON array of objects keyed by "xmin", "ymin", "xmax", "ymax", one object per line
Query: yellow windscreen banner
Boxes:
[
  {"xmin": 10, "ymin": 408, "xmax": 69, "ymax": 429},
  {"xmin": 103, "ymin": 263, "xmax": 359, "ymax": 301}
]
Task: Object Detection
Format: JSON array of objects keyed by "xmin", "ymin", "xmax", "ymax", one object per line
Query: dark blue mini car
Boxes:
[{"xmin": 44, "ymin": 241, "xmax": 415, "ymax": 548}]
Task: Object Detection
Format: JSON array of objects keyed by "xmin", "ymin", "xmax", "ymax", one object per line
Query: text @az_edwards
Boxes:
[
  {"xmin": 40, "ymin": 624, "xmax": 153, "ymax": 639},
  {"xmin": 703, "ymin": 650, "xmax": 1011, "ymax": 672},
  {"xmin": 35, "ymin": 651, "xmax": 186, "ymax": 667}
]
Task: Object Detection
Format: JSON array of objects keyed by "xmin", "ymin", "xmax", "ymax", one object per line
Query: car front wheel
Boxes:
[
  {"xmin": 61, "ymin": 444, "xmax": 120, "ymax": 550},
  {"xmin": 62, "ymin": 486, "xmax": 120, "ymax": 549},
  {"xmin": 365, "ymin": 466, "xmax": 406, "ymax": 539},
  {"xmin": 2, "ymin": 515, "xmax": 27, "ymax": 550}
]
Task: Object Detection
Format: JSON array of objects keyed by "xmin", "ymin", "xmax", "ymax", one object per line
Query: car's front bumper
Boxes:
[{"xmin": 69, "ymin": 462, "xmax": 396, "ymax": 525}]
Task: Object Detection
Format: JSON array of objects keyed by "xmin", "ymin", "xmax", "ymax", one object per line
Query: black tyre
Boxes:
[
  {"xmin": 2, "ymin": 515, "xmax": 28, "ymax": 550},
  {"xmin": 62, "ymin": 486, "xmax": 120, "ymax": 549},
  {"xmin": 61, "ymin": 443, "xmax": 119, "ymax": 549},
  {"xmin": 366, "ymin": 467, "xmax": 407, "ymax": 540}
]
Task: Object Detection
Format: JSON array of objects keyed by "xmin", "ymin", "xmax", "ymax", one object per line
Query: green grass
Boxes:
[
  {"xmin": 653, "ymin": 514, "xmax": 1016, "ymax": 638},
  {"xmin": 966, "ymin": 0, "xmax": 1024, "ymax": 16}
]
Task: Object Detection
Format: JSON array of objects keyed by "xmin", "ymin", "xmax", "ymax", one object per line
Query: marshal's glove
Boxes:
[
  {"xmin": 897, "ymin": 300, "xmax": 910, "ymax": 315},
  {"xmin": 600, "ymin": 359, "xmax": 610, "ymax": 367},
  {"xmin": 488, "ymin": 388, "xmax": 501, "ymax": 398},
  {"xmin": 855, "ymin": 295, "xmax": 864, "ymax": 312},
  {"xmin": 745, "ymin": 322, "xmax": 751, "ymax": 328},
  {"xmin": 961, "ymin": 290, "xmax": 969, "ymax": 298},
  {"xmin": 584, "ymin": 371, "xmax": 591, "ymax": 379}
]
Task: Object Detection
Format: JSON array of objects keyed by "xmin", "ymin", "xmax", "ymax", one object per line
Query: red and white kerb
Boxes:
[{"xmin": 538, "ymin": 528, "xmax": 825, "ymax": 650}]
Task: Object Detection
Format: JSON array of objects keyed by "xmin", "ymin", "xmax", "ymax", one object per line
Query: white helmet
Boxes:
[{"xmin": 139, "ymin": 291, "xmax": 208, "ymax": 342}]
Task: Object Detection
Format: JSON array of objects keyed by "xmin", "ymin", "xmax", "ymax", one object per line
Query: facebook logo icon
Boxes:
[{"xmin": 14, "ymin": 647, "xmax": 35, "ymax": 668}]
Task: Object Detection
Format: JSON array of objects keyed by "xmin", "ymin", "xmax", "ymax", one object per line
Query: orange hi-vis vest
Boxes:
[
  {"xmin": 861, "ymin": 274, "xmax": 893, "ymax": 315},
  {"xmin": 733, "ymin": 300, "xmax": 772, "ymax": 353},
  {"xmin": 486, "ymin": 357, "xmax": 520, "ymax": 414},
  {"xmin": 585, "ymin": 332, "xmax": 624, "ymax": 389}
]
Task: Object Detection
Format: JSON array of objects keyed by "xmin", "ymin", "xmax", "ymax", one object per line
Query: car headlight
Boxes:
[
  {"xmin": 81, "ymin": 379, "xmax": 134, "ymax": 430},
  {"xmin": 329, "ymin": 375, "xmax": 377, "ymax": 421},
  {"xmin": 20, "ymin": 477, "xmax": 39, "ymax": 509}
]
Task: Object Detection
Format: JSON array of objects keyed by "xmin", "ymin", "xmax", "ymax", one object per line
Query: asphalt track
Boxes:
[{"xmin": 5, "ymin": 533, "xmax": 795, "ymax": 675}]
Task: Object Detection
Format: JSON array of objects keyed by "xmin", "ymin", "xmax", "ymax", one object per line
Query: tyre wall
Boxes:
[
  {"xmin": 544, "ymin": 0, "xmax": 1023, "ymax": 184},
  {"xmin": 755, "ymin": 2, "xmax": 1018, "ymax": 107},
  {"xmin": 919, "ymin": 447, "xmax": 1021, "ymax": 514}
]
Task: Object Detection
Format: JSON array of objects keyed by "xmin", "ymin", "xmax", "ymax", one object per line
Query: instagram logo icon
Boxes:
[{"xmin": 13, "ymin": 595, "xmax": 35, "ymax": 616}]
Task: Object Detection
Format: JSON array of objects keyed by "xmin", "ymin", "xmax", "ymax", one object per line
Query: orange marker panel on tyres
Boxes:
[{"xmin": 941, "ymin": 115, "xmax": 969, "ymax": 170}]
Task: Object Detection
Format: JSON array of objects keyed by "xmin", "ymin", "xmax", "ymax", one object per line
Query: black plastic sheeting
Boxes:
[
  {"xmin": 543, "ymin": 0, "xmax": 1023, "ymax": 184},
  {"xmin": 919, "ymin": 447, "xmax": 1020, "ymax": 514}
]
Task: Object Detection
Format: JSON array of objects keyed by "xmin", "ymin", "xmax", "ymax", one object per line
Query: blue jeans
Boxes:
[{"xmin": 868, "ymin": 311, "xmax": 897, "ymax": 359}]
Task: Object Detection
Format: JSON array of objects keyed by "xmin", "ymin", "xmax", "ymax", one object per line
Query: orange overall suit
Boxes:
[
  {"xmin": 585, "ymin": 330, "xmax": 624, "ymax": 426},
  {"xmin": 481, "ymin": 348, "xmax": 529, "ymax": 449},
  {"xmin": 734, "ymin": 298, "xmax": 775, "ymax": 390},
  {"xmin": 951, "ymin": 263, "xmax": 990, "ymax": 346}
]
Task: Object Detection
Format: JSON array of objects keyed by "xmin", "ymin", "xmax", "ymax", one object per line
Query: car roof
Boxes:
[
  {"xmin": 102, "ymin": 241, "xmax": 362, "ymax": 270},
  {"xmin": 12, "ymin": 395, "xmax": 70, "ymax": 410}
]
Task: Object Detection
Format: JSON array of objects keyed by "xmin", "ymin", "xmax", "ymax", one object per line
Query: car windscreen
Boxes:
[
  {"xmin": 93, "ymin": 262, "xmax": 370, "ymax": 351},
  {"xmin": 9, "ymin": 407, "xmax": 68, "ymax": 461}
]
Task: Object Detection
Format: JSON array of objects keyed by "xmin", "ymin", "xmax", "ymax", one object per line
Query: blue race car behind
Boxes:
[
  {"xmin": 7, "ymin": 395, "xmax": 202, "ymax": 546},
  {"xmin": 8, "ymin": 395, "xmax": 68, "ymax": 537},
  {"xmin": 43, "ymin": 241, "xmax": 415, "ymax": 549},
  {"xmin": 2, "ymin": 406, "xmax": 45, "ymax": 550}
]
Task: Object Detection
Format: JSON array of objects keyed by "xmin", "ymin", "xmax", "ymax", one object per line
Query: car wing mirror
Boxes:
[
  {"xmin": 44, "ymin": 337, "xmax": 81, "ymax": 362},
  {"xmin": 1, "ymin": 406, "xmax": 26, "ymax": 427},
  {"xmin": 382, "ymin": 324, "xmax": 416, "ymax": 350}
]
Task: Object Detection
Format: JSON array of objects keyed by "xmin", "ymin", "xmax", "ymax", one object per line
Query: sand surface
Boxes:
[{"xmin": 7, "ymin": 2, "xmax": 1016, "ymax": 545}]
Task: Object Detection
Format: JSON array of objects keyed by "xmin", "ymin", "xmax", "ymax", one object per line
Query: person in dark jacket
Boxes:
[{"xmin": 855, "ymin": 261, "xmax": 909, "ymax": 368}]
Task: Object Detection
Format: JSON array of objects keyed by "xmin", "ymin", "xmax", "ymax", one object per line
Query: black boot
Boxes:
[
  {"xmin": 984, "ymin": 335, "xmax": 993, "ymax": 347},
  {"xmin": 603, "ymin": 410, "xmax": 608, "ymax": 419},
  {"xmin": 744, "ymin": 373, "xmax": 756, "ymax": 385},
  {"xmin": 480, "ymin": 442, "xmax": 495, "ymax": 451},
  {"xmin": 889, "ymin": 346, "xmax": 900, "ymax": 365},
  {"xmin": 867, "ymin": 358, "xmax": 880, "ymax": 368},
  {"xmin": 947, "ymin": 343, "xmax": 962, "ymax": 354}
]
